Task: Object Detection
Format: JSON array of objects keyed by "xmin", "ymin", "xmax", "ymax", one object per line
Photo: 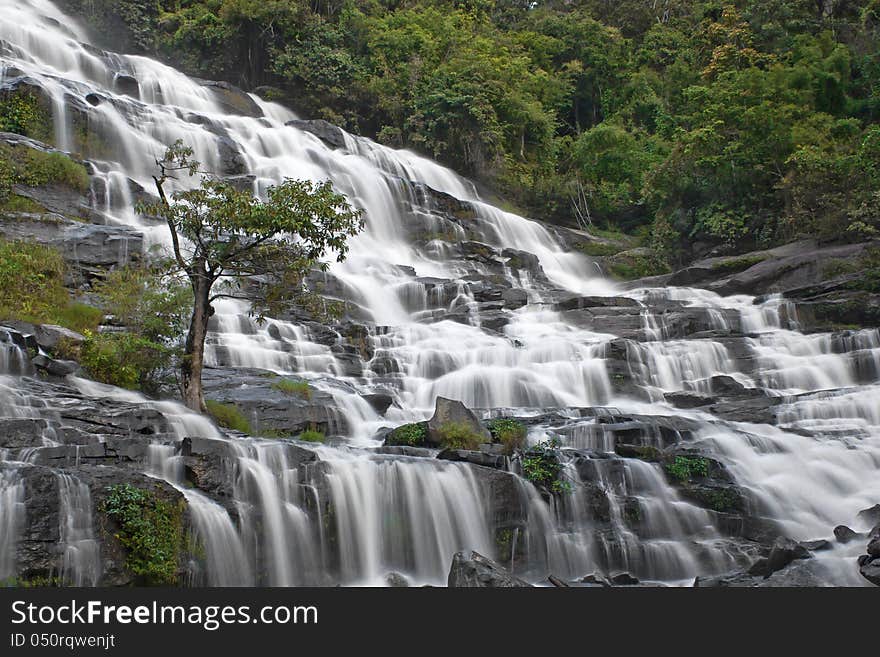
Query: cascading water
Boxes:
[{"xmin": 1, "ymin": 0, "xmax": 879, "ymax": 587}]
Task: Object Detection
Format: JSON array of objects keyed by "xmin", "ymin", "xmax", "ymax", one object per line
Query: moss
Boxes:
[
  {"xmin": 709, "ymin": 254, "xmax": 767, "ymax": 274},
  {"xmin": 55, "ymin": 302, "xmax": 104, "ymax": 334},
  {"xmin": 101, "ymin": 484, "xmax": 184, "ymax": 586},
  {"xmin": 387, "ymin": 422, "xmax": 428, "ymax": 447},
  {"xmin": 271, "ymin": 378, "xmax": 312, "ymax": 399},
  {"xmin": 205, "ymin": 400, "xmax": 252, "ymax": 433},
  {"xmin": 607, "ymin": 252, "xmax": 671, "ymax": 280},
  {"xmin": 259, "ymin": 428, "xmax": 293, "ymax": 439},
  {"xmin": 579, "ymin": 241, "xmax": 623, "ymax": 257},
  {"xmin": 664, "ymin": 456, "xmax": 710, "ymax": 483},
  {"xmin": 487, "ymin": 418, "xmax": 527, "ymax": 454},
  {"xmin": 437, "ymin": 421, "xmax": 483, "ymax": 450},
  {"xmin": 298, "ymin": 428, "xmax": 325, "ymax": 443},
  {"xmin": 0, "ymin": 194, "xmax": 45, "ymax": 213}
]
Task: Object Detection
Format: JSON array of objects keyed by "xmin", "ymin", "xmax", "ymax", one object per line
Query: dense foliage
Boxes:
[
  {"xmin": 62, "ymin": 0, "xmax": 880, "ymax": 262},
  {"xmin": 101, "ymin": 484, "xmax": 185, "ymax": 586}
]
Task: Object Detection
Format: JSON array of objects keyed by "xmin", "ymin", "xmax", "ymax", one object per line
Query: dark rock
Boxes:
[
  {"xmin": 856, "ymin": 504, "xmax": 880, "ymax": 528},
  {"xmin": 32, "ymin": 354, "xmax": 80, "ymax": 377},
  {"xmin": 799, "ymin": 539, "xmax": 832, "ymax": 552},
  {"xmin": 385, "ymin": 572, "xmax": 410, "ymax": 588},
  {"xmin": 859, "ymin": 558, "xmax": 880, "ymax": 586},
  {"xmin": 113, "ymin": 74, "xmax": 140, "ymax": 99},
  {"xmin": 286, "ymin": 119, "xmax": 347, "ymax": 149},
  {"xmin": 426, "ymin": 397, "xmax": 490, "ymax": 447},
  {"xmin": 362, "ymin": 393, "xmax": 394, "ymax": 415},
  {"xmin": 747, "ymin": 537, "xmax": 811, "ymax": 577},
  {"xmin": 581, "ymin": 573, "xmax": 612, "ymax": 587},
  {"xmin": 447, "ymin": 550, "xmax": 531, "ymax": 588},
  {"xmin": 834, "ymin": 525, "xmax": 861, "ymax": 543},
  {"xmin": 867, "ymin": 537, "xmax": 880, "ymax": 559},
  {"xmin": 609, "ymin": 572, "xmax": 640, "ymax": 586},
  {"xmin": 196, "ymin": 79, "xmax": 263, "ymax": 117}
]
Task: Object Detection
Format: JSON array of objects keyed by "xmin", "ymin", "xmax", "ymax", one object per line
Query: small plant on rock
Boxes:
[
  {"xmin": 437, "ymin": 421, "xmax": 483, "ymax": 450},
  {"xmin": 487, "ymin": 418, "xmax": 527, "ymax": 454}
]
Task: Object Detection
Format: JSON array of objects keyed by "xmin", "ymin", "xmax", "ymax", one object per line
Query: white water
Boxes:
[{"xmin": 0, "ymin": 0, "xmax": 879, "ymax": 586}]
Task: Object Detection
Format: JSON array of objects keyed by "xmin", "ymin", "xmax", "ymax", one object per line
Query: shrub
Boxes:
[
  {"xmin": 0, "ymin": 92, "xmax": 52, "ymax": 143},
  {"xmin": 664, "ymin": 456, "xmax": 710, "ymax": 483},
  {"xmin": 54, "ymin": 302, "xmax": 104, "ymax": 334},
  {"xmin": 18, "ymin": 150, "xmax": 89, "ymax": 192},
  {"xmin": 487, "ymin": 418, "xmax": 527, "ymax": 454},
  {"xmin": 437, "ymin": 421, "xmax": 482, "ymax": 450},
  {"xmin": 387, "ymin": 422, "xmax": 427, "ymax": 447},
  {"xmin": 79, "ymin": 331, "xmax": 171, "ymax": 394},
  {"xmin": 521, "ymin": 437, "xmax": 572, "ymax": 495},
  {"xmin": 101, "ymin": 484, "xmax": 184, "ymax": 585},
  {"xmin": 271, "ymin": 378, "xmax": 312, "ymax": 399},
  {"xmin": 205, "ymin": 400, "xmax": 252, "ymax": 434},
  {"xmin": 298, "ymin": 428, "xmax": 325, "ymax": 443}
]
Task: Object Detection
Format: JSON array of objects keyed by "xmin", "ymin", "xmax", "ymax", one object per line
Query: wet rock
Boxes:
[
  {"xmin": 362, "ymin": 393, "xmax": 393, "ymax": 415},
  {"xmin": 286, "ymin": 119, "xmax": 347, "ymax": 149},
  {"xmin": 581, "ymin": 573, "xmax": 612, "ymax": 587},
  {"xmin": 860, "ymin": 559, "xmax": 880, "ymax": 586},
  {"xmin": 609, "ymin": 572, "xmax": 640, "ymax": 586},
  {"xmin": 3, "ymin": 323, "xmax": 86, "ymax": 353},
  {"xmin": 834, "ymin": 525, "xmax": 861, "ymax": 543},
  {"xmin": 385, "ymin": 572, "xmax": 410, "ymax": 588},
  {"xmin": 447, "ymin": 550, "xmax": 531, "ymax": 587},
  {"xmin": 113, "ymin": 74, "xmax": 140, "ymax": 99},
  {"xmin": 32, "ymin": 354, "xmax": 80, "ymax": 377},
  {"xmin": 799, "ymin": 539, "xmax": 832, "ymax": 552},
  {"xmin": 747, "ymin": 537, "xmax": 811, "ymax": 577},
  {"xmin": 426, "ymin": 397, "xmax": 491, "ymax": 447},
  {"xmin": 857, "ymin": 504, "xmax": 880, "ymax": 528},
  {"xmin": 664, "ymin": 391, "xmax": 714, "ymax": 408},
  {"xmin": 196, "ymin": 79, "xmax": 263, "ymax": 117},
  {"xmin": 436, "ymin": 448, "xmax": 505, "ymax": 469}
]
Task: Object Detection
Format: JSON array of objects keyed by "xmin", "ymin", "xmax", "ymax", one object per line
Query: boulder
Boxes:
[
  {"xmin": 833, "ymin": 525, "xmax": 861, "ymax": 543},
  {"xmin": 426, "ymin": 397, "xmax": 491, "ymax": 447},
  {"xmin": 859, "ymin": 558, "xmax": 880, "ymax": 586},
  {"xmin": 856, "ymin": 504, "xmax": 880, "ymax": 528},
  {"xmin": 747, "ymin": 537, "xmax": 811, "ymax": 577},
  {"xmin": 447, "ymin": 550, "xmax": 531, "ymax": 588},
  {"xmin": 286, "ymin": 119, "xmax": 347, "ymax": 149},
  {"xmin": 113, "ymin": 74, "xmax": 140, "ymax": 99},
  {"xmin": 196, "ymin": 79, "xmax": 263, "ymax": 118}
]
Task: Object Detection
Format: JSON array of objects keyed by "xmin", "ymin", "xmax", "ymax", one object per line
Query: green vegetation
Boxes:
[
  {"xmin": 521, "ymin": 437, "xmax": 572, "ymax": 494},
  {"xmin": 141, "ymin": 140, "xmax": 362, "ymax": 412},
  {"xmin": 437, "ymin": 421, "xmax": 483, "ymax": 450},
  {"xmin": 62, "ymin": 1, "xmax": 880, "ymax": 266},
  {"xmin": 298, "ymin": 428, "xmax": 325, "ymax": 443},
  {"xmin": 205, "ymin": 400, "xmax": 252, "ymax": 434},
  {"xmin": 82, "ymin": 263, "xmax": 190, "ymax": 394},
  {"xmin": 0, "ymin": 143, "xmax": 89, "ymax": 201},
  {"xmin": 607, "ymin": 250, "xmax": 672, "ymax": 280},
  {"xmin": 0, "ymin": 240, "xmax": 103, "ymax": 333},
  {"xmin": 272, "ymin": 378, "xmax": 312, "ymax": 399},
  {"xmin": 101, "ymin": 484, "xmax": 184, "ymax": 586},
  {"xmin": 0, "ymin": 91, "xmax": 52, "ymax": 143},
  {"xmin": 487, "ymin": 418, "xmax": 527, "ymax": 454},
  {"xmin": 387, "ymin": 421, "xmax": 428, "ymax": 447},
  {"xmin": 665, "ymin": 456, "xmax": 711, "ymax": 482}
]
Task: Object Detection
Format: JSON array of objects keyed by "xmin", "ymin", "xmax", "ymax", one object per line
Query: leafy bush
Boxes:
[
  {"xmin": 271, "ymin": 378, "xmax": 312, "ymax": 399},
  {"xmin": 79, "ymin": 331, "xmax": 171, "ymax": 393},
  {"xmin": 521, "ymin": 437, "xmax": 571, "ymax": 494},
  {"xmin": 437, "ymin": 421, "xmax": 483, "ymax": 450},
  {"xmin": 387, "ymin": 422, "xmax": 427, "ymax": 447},
  {"xmin": 487, "ymin": 418, "xmax": 527, "ymax": 454},
  {"xmin": 664, "ymin": 456, "xmax": 710, "ymax": 483},
  {"xmin": 298, "ymin": 428, "xmax": 325, "ymax": 443},
  {"xmin": 205, "ymin": 400, "xmax": 252, "ymax": 434},
  {"xmin": 101, "ymin": 484, "xmax": 184, "ymax": 586},
  {"xmin": 0, "ymin": 92, "xmax": 51, "ymax": 143}
]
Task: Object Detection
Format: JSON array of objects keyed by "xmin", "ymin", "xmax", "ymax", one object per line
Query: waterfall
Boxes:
[{"xmin": 1, "ymin": 0, "xmax": 879, "ymax": 587}]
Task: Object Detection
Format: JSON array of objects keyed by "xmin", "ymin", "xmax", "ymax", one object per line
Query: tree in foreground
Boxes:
[{"xmin": 141, "ymin": 141, "xmax": 363, "ymax": 412}]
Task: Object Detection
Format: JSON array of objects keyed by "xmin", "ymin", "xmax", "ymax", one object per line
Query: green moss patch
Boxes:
[{"xmin": 205, "ymin": 400, "xmax": 252, "ymax": 433}]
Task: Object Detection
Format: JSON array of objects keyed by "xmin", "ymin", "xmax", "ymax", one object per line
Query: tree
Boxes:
[{"xmin": 142, "ymin": 141, "xmax": 363, "ymax": 412}]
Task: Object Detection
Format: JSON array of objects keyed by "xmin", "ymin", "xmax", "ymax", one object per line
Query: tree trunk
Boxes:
[{"xmin": 181, "ymin": 268, "xmax": 213, "ymax": 412}]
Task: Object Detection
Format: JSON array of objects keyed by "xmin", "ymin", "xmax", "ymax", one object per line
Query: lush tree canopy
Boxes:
[{"xmin": 63, "ymin": 0, "xmax": 880, "ymax": 262}]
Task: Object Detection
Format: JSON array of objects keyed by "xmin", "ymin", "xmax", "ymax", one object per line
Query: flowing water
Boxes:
[{"xmin": 0, "ymin": 0, "xmax": 879, "ymax": 586}]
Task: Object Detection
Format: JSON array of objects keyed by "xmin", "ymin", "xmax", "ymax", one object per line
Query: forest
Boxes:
[{"xmin": 56, "ymin": 0, "xmax": 880, "ymax": 265}]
